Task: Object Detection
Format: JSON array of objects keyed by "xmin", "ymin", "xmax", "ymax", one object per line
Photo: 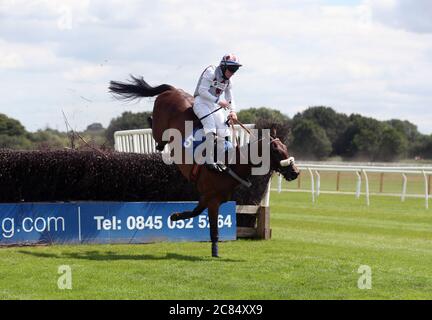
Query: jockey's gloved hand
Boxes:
[
  {"xmin": 228, "ymin": 111, "xmax": 237, "ymax": 120},
  {"xmin": 225, "ymin": 111, "xmax": 237, "ymax": 126}
]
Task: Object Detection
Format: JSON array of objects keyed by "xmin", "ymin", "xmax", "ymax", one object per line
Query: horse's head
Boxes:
[{"xmin": 268, "ymin": 129, "xmax": 300, "ymax": 181}]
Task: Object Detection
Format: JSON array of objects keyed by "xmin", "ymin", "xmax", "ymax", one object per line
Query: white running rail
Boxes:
[{"xmin": 276, "ymin": 163, "xmax": 432, "ymax": 209}]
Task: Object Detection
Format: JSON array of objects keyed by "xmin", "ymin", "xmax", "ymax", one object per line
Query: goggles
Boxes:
[{"xmin": 226, "ymin": 65, "xmax": 240, "ymax": 73}]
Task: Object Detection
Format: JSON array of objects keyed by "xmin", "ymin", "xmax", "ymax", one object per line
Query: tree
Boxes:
[
  {"xmin": 338, "ymin": 115, "xmax": 410, "ymax": 161},
  {"xmin": 237, "ymin": 107, "xmax": 292, "ymax": 143},
  {"xmin": 376, "ymin": 126, "xmax": 408, "ymax": 161},
  {"xmin": 290, "ymin": 119, "xmax": 332, "ymax": 160},
  {"xmin": 292, "ymin": 106, "xmax": 349, "ymax": 156},
  {"xmin": 0, "ymin": 134, "xmax": 32, "ymax": 149},
  {"xmin": 105, "ymin": 111, "xmax": 152, "ymax": 146},
  {"xmin": 386, "ymin": 119, "xmax": 424, "ymax": 158},
  {"xmin": 0, "ymin": 113, "xmax": 27, "ymax": 137},
  {"xmin": 86, "ymin": 123, "xmax": 104, "ymax": 132},
  {"xmin": 339, "ymin": 114, "xmax": 383, "ymax": 160},
  {"xmin": 0, "ymin": 113, "xmax": 32, "ymax": 149},
  {"xmin": 386, "ymin": 119, "xmax": 420, "ymax": 143},
  {"xmin": 411, "ymin": 134, "xmax": 432, "ymax": 159},
  {"xmin": 237, "ymin": 107, "xmax": 291, "ymax": 125},
  {"xmin": 28, "ymin": 128, "xmax": 70, "ymax": 150}
]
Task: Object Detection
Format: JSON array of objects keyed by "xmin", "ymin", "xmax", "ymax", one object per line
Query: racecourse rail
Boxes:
[{"xmin": 276, "ymin": 163, "xmax": 432, "ymax": 209}]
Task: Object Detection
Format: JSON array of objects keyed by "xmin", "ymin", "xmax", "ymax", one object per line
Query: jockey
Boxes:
[{"xmin": 193, "ymin": 54, "xmax": 242, "ymax": 172}]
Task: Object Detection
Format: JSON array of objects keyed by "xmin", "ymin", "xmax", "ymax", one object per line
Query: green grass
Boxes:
[{"xmin": 1, "ymin": 192, "xmax": 431, "ymax": 300}]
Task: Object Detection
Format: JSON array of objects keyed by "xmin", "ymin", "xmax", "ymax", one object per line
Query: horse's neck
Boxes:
[
  {"xmin": 231, "ymin": 138, "xmax": 265, "ymax": 179},
  {"xmin": 231, "ymin": 146, "xmax": 251, "ymax": 178}
]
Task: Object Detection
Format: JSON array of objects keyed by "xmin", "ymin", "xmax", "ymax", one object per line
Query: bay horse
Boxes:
[{"xmin": 109, "ymin": 76, "xmax": 299, "ymax": 257}]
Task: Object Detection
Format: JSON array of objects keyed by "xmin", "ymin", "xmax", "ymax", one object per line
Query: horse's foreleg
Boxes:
[
  {"xmin": 170, "ymin": 201, "xmax": 206, "ymax": 221},
  {"xmin": 207, "ymin": 200, "xmax": 221, "ymax": 258}
]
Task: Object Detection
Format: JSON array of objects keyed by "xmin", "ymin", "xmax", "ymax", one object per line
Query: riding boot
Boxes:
[{"xmin": 204, "ymin": 133, "xmax": 225, "ymax": 173}]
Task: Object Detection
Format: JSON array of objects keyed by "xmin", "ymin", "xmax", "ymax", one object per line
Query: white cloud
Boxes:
[
  {"xmin": 57, "ymin": 6, "xmax": 74, "ymax": 30},
  {"xmin": 0, "ymin": 0, "xmax": 431, "ymax": 134},
  {"xmin": 63, "ymin": 65, "xmax": 111, "ymax": 82},
  {"xmin": 0, "ymin": 50, "xmax": 23, "ymax": 69},
  {"xmin": 368, "ymin": 0, "xmax": 432, "ymax": 33}
]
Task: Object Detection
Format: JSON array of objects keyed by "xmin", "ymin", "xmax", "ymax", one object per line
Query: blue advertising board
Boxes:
[{"xmin": 0, "ymin": 201, "xmax": 237, "ymax": 245}]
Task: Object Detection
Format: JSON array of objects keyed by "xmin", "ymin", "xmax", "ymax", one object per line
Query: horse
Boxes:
[{"xmin": 109, "ymin": 76, "xmax": 299, "ymax": 257}]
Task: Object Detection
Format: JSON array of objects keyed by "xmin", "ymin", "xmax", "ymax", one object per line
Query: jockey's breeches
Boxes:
[{"xmin": 193, "ymin": 97, "xmax": 230, "ymax": 137}]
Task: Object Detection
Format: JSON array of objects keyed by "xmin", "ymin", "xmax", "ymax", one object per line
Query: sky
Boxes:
[{"xmin": 0, "ymin": 0, "xmax": 431, "ymax": 134}]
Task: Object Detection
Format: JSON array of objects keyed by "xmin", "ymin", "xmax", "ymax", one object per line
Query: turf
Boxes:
[{"xmin": 0, "ymin": 191, "xmax": 431, "ymax": 300}]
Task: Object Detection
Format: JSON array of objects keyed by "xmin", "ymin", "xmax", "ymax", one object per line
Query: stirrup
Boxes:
[
  {"xmin": 205, "ymin": 162, "xmax": 227, "ymax": 173},
  {"xmin": 225, "ymin": 167, "xmax": 252, "ymax": 188}
]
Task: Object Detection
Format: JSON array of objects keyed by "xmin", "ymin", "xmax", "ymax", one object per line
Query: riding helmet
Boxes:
[{"xmin": 220, "ymin": 54, "xmax": 242, "ymax": 75}]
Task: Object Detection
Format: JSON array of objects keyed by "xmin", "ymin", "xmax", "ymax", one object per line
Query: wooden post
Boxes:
[
  {"xmin": 428, "ymin": 175, "xmax": 431, "ymax": 196},
  {"xmin": 336, "ymin": 172, "xmax": 340, "ymax": 191},
  {"xmin": 380, "ymin": 173, "xmax": 384, "ymax": 193},
  {"xmin": 256, "ymin": 206, "xmax": 271, "ymax": 240},
  {"xmin": 237, "ymin": 205, "xmax": 272, "ymax": 240}
]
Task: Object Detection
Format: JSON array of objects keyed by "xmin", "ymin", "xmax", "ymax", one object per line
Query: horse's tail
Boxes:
[{"xmin": 109, "ymin": 75, "xmax": 174, "ymax": 101}]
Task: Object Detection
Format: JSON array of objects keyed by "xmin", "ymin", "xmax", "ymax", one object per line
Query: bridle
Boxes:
[{"xmin": 270, "ymin": 137, "xmax": 295, "ymax": 168}]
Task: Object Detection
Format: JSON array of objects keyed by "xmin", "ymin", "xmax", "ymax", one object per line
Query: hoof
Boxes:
[{"xmin": 211, "ymin": 242, "xmax": 219, "ymax": 258}]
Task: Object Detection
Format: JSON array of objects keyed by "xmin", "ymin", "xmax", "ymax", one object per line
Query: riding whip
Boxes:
[{"xmin": 199, "ymin": 105, "xmax": 224, "ymax": 121}]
